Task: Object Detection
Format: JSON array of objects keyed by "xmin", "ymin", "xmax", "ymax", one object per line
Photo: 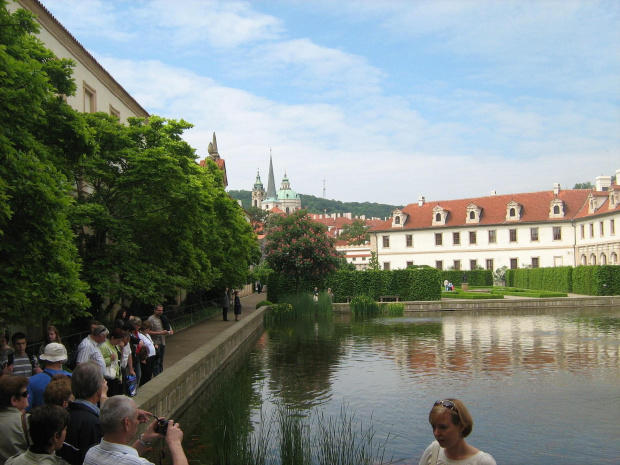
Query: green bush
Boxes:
[
  {"xmin": 441, "ymin": 270, "xmax": 493, "ymax": 287},
  {"xmin": 265, "ymin": 303, "xmax": 294, "ymax": 324},
  {"xmin": 256, "ymin": 300, "xmax": 273, "ymax": 309},
  {"xmin": 326, "ymin": 268, "xmax": 441, "ymax": 302},
  {"xmin": 505, "ymin": 266, "xmax": 573, "ymax": 293},
  {"xmin": 349, "ymin": 295, "xmax": 382, "ymax": 315},
  {"xmin": 441, "ymin": 291, "xmax": 502, "ymax": 300},
  {"xmin": 573, "ymin": 265, "xmax": 620, "ymax": 296},
  {"xmin": 385, "ymin": 303, "xmax": 404, "ymax": 316}
]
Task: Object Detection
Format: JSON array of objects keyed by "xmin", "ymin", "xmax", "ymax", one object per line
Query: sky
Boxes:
[{"xmin": 40, "ymin": 0, "xmax": 620, "ymax": 206}]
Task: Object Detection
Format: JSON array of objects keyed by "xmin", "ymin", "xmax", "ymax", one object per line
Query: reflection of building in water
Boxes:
[{"xmin": 374, "ymin": 314, "xmax": 620, "ymax": 375}]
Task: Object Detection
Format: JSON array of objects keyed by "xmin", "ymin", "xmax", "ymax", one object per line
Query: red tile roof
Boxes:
[{"xmin": 371, "ymin": 189, "xmax": 594, "ymax": 231}]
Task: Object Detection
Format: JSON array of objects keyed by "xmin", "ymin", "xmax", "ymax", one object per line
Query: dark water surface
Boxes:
[{"xmin": 176, "ymin": 306, "xmax": 620, "ymax": 464}]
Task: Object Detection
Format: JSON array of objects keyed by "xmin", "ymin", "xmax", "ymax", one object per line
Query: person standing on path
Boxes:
[
  {"xmin": 148, "ymin": 304, "xmax": 172, "ymax": 376},
  {"xmin": 233, "ymin": 291, "xmax": 242, "ymax": 321},
  {"xmin": 222, "ymin": 287, "xmax": 230, "ymax": 321}
]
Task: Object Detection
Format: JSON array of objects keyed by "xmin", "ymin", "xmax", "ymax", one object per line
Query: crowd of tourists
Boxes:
[{"xmin": 0, "ymin": 304, "xmax": 189, "ymax": 464}]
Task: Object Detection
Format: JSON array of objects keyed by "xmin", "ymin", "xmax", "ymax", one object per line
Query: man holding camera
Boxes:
[{"xmin": 84, "ymin": 395, "xmax": 188, "ymax": 465}]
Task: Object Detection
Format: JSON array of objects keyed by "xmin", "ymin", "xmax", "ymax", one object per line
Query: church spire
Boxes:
[
  {"xmin": 207, "ymin": 132, "xmax": 219, "ymax": 161},
  {"xmin": 265, "ymin": 149, "xmax": 277, "ymax": 200}
]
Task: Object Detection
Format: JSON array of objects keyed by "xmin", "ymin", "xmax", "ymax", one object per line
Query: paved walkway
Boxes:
[{"xmin": 163, "ymin": 292, "xmax": 268, "ymax": 367}]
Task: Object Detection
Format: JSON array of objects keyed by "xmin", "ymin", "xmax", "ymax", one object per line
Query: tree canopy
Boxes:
[
  {"xmin": 264, "ymin": 210, "xmax": 342, "ymax": 293},
  {"xmin": 338, "ymin": 219, "xmax": 370, "ymax": 245},
  {"xmin": 70, "ymin": 114, "xmax": 260, "ymax": 310},
  {"xmin": 0, "ymin": 3, "xmax": 89, "ymax": 325},
  {"xmin": 0, "ymin": 1, "xmax": 260, "ymax": 323}
]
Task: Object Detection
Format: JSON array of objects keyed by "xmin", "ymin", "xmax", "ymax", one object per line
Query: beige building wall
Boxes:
[{"xmin": 7, "ymin": 0, "xmax": 148, "ymax": 122}]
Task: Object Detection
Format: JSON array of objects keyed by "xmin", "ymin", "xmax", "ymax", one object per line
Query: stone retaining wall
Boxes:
[
  {"xmin": 134, "ymin": 306, "xmax": 267, "ymax": 420},
  {"xmin": 334, "ymin": 295, "xmax": 620, "ymax": 313}
]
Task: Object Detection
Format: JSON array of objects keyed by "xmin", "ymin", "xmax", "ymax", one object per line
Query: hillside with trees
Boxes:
[{"xmin": 228, "ymin": 190, "xmax": 401, "ymax": 219}]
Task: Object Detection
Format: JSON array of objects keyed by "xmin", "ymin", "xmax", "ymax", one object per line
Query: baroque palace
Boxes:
[{"xmin": 368, "ymin": 172, "xmax": 620, "ymax": 272}]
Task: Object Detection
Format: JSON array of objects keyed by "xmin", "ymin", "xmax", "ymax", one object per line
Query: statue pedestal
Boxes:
[{"xmin": 461, "ymin": 283, "xmax": 469, "ymax": 291}]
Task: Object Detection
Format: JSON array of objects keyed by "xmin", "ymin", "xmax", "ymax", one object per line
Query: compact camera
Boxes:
[{"xmin": 155, "ymin": 418, "xmax": 168, "ymax": 435}]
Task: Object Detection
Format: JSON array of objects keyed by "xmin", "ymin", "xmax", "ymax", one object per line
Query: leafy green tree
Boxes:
[
  {"xmin": 339, "ymin": 219, "xmax": 369, "ymax": 245},
  {"xmin": 264, "ymin": 210, "xmax": 342, "ymax": 293},
  {"xmin": 70, "ymin": 114, "xmax": 260, "ymax": 310},
  {"xmin": 368, "ymin": 252, "xmax": 380, "ymax": 271},
  {"xmin": 573, "ymin": 181, "xmax": 594, "ymax": 189},
  {"xmin": 0, "ymin": 2, "xmax": 89, "ymax": 325}
]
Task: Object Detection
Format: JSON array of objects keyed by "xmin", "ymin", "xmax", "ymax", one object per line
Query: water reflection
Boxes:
[{"xmin": 180, "ymin": 306, "xmax": 620, "ymax": 465}]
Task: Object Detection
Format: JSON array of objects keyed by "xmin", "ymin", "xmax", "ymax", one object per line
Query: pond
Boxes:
[{"xmin": 175, "ymin": 305, "xmax": 620, "ymax": 464}]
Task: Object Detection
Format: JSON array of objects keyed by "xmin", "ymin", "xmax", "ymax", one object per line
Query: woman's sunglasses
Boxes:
[
  {"xmin": 19, "ymin": 390, "xmax": 29, "ymax": 398},
  {"xmin": 434, "ymin": 400, "xmax": 456, "ymax": 411}
]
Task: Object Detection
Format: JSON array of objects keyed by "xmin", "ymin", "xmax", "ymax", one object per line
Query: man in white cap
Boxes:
[{"xmin": 26, "ymin": 342, "xmax": 72, "ymax": 411}]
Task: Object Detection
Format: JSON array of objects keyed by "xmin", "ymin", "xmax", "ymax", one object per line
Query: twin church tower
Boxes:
[{"xmin": 252, "ymin": 152, "xmax": 302, "ymax": 214}]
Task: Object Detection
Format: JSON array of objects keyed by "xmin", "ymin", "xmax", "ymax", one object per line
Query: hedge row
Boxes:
[
  {"xmin": 325, "ymin": 269, "xmax": 442, "ymax": 302},
  {"xmin": 572, "ymin": 265, "xmax": 620, "ymax": 296},
  {"xmin": 505, "ymin": 266, "xmax": 573, "ymax": 292},
  {"xmin": 441, "ymin": 270, "xmax": 493, "ymax": 287},
  {"xmin": 267, "ymin": 268, "xmax": 442, "ymax": 303},
  {"xmin": 505, "ymin": 265, "xmax": 620, "ymax": 296}
]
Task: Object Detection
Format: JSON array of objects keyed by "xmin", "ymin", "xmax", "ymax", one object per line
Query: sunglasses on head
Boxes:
[
  {"xmin": 19, "ymin": 391, "xmax": 29, "ymax": 398},
  {"xmin": 434, "ymin": 400, "xmax": 456, "ymax": 410}
]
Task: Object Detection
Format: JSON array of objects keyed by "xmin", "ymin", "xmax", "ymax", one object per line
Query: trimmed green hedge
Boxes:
[
  {"xmin": 505, "ymin": 266, "xmax": 572, "ymax": 293},
  {"xmin": 441, "ymin": 270, "xmax": 493, "ymax": 287},
  {"xmin": 572, "ymin": 265, "xmax": 620, "ymax": 296},
  {"xmin": 441, "ymin": 292, "xmax": 501, "ymax": 300},
  {"xmin": 326, "ymin": 268, "xmax": 442, "ymax": 302}
]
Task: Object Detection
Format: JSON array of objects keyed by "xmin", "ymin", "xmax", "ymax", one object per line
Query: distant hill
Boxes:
[{"xmin": 228, "ymin": 190, "xmax": 401, "ymax": 219}]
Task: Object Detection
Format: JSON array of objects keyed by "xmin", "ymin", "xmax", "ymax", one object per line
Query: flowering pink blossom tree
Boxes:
[{"xmin": 264, "ymin": 210, "xmax": 342, "ymax": 293}]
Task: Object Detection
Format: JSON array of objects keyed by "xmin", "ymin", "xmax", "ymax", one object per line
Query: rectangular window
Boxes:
[
  {"xmin": 435, "ymin": 260, "xmax": 443, "ymax": 270},
  {"xmin": 109, "ymin": 104, "xmax": 120, "ymax": 119},
  {"xmin": 510, "ymin": 258, "xmax": 518, "ymax": 269},
  {"xmin": 469, "ymin": 231, "xmax": 477, "ymax": 245},
  {"xmin": 532, "ymin": 257, "xmax": 540, "ymax": 268},
  {"xmin": 383, "ymin": 262, "xmax": 390, "ymax": 271},
  {"xmin": 509, "ymin": 229, "xmax": 517, "ymax": 243},
  {"xmin": 453, "ymin": 232, "xmax": 460, "ymax": 245},
  {"xmin": 488, "ymin": 230, "xmax": 496, "ymax": 244},
  {"xmin": 406, "ymin": 234, "xmax": 413, "ymax": 247},
  {"xmin": 530, "ymin": 227, "xmax": 539, "ymax": 241},
  {"xmin": 486, "ymin": 259, "xmax": 494, "ymax": 270},
  {"xmin": 453, "ymin": 260, "xmax": 461, "ymax": 271},
  {"xmin": 470, "ymin": 259, "xmax": 477, "ymax": 270},
  {"xmin": 580, "ymin": 224, "xmax": 585, "ymax": 239},
  {"xmin": 600, "ymin": 222, "xmax": 604, "ymax": 237},
  {"xmin": 435, "ymin": 233, "xmax": 443, "ymax": 246},
  {"xmin": 611, "ymin": 219, "xmax": 616, "ymax": 235},
  {"xmin": 406, "ymin": 261, "xmax": 413, "ymax": 268},
  {"xmin": 553, "ymin": 226, "xmax": 562, "ymax": 241},
  {"xmin": 83, "ymin": 82, "xmax": 96, "ymax": 113},
  {"xmin": 589, "ymin": 223, "xmax": 594, "ymax": 238},
  {"xmin": 382, "ymin": 236, "xmax": 390, "ymax": 248}
]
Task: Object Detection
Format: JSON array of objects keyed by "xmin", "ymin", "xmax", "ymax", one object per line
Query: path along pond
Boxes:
[{"xmin": 170, "ymin": 305, "xmax": 620, "ymax": 464}]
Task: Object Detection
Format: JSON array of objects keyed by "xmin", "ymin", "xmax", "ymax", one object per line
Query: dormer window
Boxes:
[
  {"xmin": 432, "ymin": 205, "xmax": 448, "ymax": 226},
  {"xmin": 588, "ymin": 193, "xmax": 606, "ymax": 213},
  {"xmin": 549, "ymin": 198, "xmax": 565, "ymax": 219},
  {"xmin": 466, "ymin": 203, "xmax": 482, "ymax": 224},
  {"xmin": 391, "ymin": 209, "xmax": 407, "ymax": 228},
  {"xmin": 610, "ymin": 189, "xmax": 619, "ymax": 209},
  {"xmin": 505, "ymin": 201, "xmax": 522, "ymax": 221}
]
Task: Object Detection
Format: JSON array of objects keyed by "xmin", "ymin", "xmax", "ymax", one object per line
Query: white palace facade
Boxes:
[{"xmin": 370, "ymin": 171, "xmax": 620, "ymax": 272}]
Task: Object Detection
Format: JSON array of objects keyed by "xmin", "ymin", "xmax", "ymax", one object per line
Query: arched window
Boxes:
[
  {"xmin": 581, "ymin": 254, "xmax": 587, "ymax": 265},
  {"xmin": 469, "ymin": 211, "xmax": 475, "ymax": 220},
  {"xmin": 286, "ymin": 207, "xmax": 290, "ymax": 214},
  {"xmin": 395, "ymin": 216, "xmax": 400, "ymax": 224},
  {"xmin": 435, "ymin": 213, "xmax": 441, "ymax": 222},
  {"xmin": 611, "ymin": 252, "xmax": 618, "ymax": 265},
  {"xmin": 553, "ymin": 205, "xmax": 560, "ymax": 214},
  {"xmin": 509, "ymin": 208, "xmax": 516, "ymax": 217},
  {"xmin": 590, "ymin": 253, "xmax": 597, "ymax": 265},
  {"xmin": 600, "ymin": 253, "xmax": 607, "ymax": 265}
]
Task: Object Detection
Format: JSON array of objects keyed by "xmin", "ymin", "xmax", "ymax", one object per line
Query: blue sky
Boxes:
[{"xmin": 41, "ymin": 0, "xmax": 620, "ymax": 206}]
